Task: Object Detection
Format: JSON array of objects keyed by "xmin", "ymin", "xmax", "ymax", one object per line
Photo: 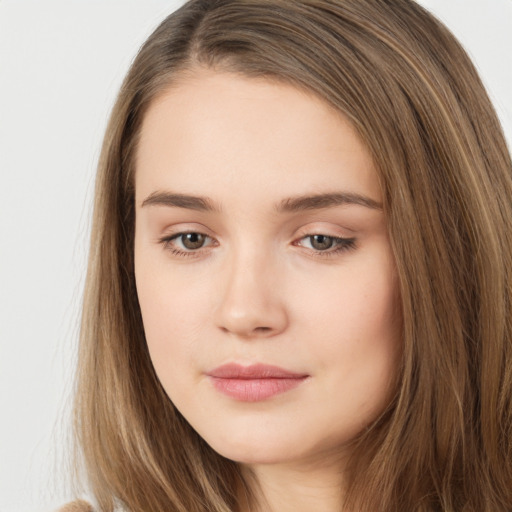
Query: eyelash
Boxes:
[{"xmin": 158, "ymin": 232, "xmax": 357, "ymax": 259}]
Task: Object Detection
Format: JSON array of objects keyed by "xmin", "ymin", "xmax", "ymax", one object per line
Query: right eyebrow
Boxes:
[{"xmin": 140, "ymin": 191, "xmax": 222, "ymax": 212}]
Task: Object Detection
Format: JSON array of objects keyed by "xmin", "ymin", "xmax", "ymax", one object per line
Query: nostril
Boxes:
[{"xmin": 254, "ymin": 326, "xmax": 272, "ymax": 332}]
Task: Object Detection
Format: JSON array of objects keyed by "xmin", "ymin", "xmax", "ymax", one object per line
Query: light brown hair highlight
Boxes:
[{"xmin": 74, "ymin": 1, "xmax": 512, "ymax": 510}]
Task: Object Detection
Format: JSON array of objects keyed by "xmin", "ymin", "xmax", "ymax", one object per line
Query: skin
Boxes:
[{"xmin": 134, "ymin": 69, "xmax": 401, "ymax": 512}]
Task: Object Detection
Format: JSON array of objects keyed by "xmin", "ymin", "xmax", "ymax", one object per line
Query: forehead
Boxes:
[{"xmin": 135, "ymin": 69, "xmax": 382, "ymax": 208}]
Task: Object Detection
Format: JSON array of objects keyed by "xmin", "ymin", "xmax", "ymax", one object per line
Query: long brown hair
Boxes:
[{"xmin": 74, "ymin": 1, "xmax": 512, "ymax": 510}]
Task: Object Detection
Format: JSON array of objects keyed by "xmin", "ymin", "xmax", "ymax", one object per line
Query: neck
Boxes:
[{"xmin": 239, "ymin": 456, "xmax": 348, "ymax": 512}]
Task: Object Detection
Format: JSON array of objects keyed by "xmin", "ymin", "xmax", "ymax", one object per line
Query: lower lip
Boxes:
[{"xmin": 209, "ymin": 376, "xmax": 307, "ymax": 402}]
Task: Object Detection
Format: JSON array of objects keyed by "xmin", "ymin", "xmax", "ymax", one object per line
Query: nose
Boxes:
[{"xmin": 214, "ymin": 249, "xmax": 289, "ymax": 338}]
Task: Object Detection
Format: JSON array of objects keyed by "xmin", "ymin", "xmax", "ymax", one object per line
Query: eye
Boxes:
[
  {"xmin": 159, "ymin": 231, "xmax": 215, "ymax": 256},
  {"xmin": 306, "ymin": 234, "xmax": 335, "ymax": 251},
  {"xmin": 177, "ymin": 232, "xmax": 208, "ymax": 250},
  {"xmin": 296, "ymin": 234, "xmax": 356, "ymax": 256}
]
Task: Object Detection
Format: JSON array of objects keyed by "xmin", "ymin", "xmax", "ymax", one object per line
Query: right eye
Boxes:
[{"xmin": 159, "ymin": 232, "xmax": 216, "ymax": 256}]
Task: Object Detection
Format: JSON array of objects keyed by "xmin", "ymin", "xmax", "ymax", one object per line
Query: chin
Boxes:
[
  {"xmin": 201, "ymin": 428, "xmax": 300, "ymax": 465},
  {"xmin": 216, "ymin": 445, "xmax": 299, "ymax": 466},
  {"xmin": 201, "ymin": 425, "xmax": 348, "ymax": 468}
]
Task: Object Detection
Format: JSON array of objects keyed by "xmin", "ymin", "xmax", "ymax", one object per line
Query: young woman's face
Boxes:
[{"xmin": 134, "ymin": 69, "xmax": 400, "ymax": 468}]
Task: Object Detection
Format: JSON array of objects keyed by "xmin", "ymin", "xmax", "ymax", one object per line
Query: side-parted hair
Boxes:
[{"xmin": 75, "ymin": 1, "xmax": 512, "ymax": 510}]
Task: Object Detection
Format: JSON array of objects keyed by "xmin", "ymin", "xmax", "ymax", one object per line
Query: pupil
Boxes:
[
  {"xmin": 183, "ymin": 233, "xmax": 205, "ymax": 249},
  {"xmin": 311, "ymin": 235, "xmax": 333, "ymax": 250}
]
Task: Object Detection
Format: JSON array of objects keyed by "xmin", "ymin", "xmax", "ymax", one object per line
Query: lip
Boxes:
[{"xmin": 206, "ymin": 363, "xmax": 309, "ymax": 402}]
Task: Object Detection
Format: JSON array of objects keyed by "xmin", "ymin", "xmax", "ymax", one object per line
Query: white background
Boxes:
[{"xmin": 0, "ymin": 1, "xmax": 510, "ymax": 511}]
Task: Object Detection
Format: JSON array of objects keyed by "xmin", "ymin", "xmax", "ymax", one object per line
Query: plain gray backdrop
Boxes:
[{"xmin": 0, "ymin": 1, "xmax": 510, "ymax": 511}]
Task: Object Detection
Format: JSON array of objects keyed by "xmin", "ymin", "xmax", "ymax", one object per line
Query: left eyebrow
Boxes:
[{"xmin": 276, "ymin": 192, "xmax": 383, "ymax": 212}]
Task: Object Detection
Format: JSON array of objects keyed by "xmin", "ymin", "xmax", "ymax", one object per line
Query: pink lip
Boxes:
[{"xmin": 207, "ymin": 363, "xmax": 309, "ymax": 402}]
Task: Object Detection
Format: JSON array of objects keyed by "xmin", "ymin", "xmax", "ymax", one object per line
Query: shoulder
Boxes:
[{"xmin": 55, "ymin": 500, "xmax": 94, "ymax": 512}]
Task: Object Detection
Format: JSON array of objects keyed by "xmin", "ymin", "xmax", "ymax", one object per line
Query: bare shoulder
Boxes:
[{"xmin": 55, "ymin": 500, "xmax": 94, "ymax": 512}]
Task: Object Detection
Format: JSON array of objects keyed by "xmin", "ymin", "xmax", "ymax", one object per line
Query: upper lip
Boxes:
[{"xmin": 207, "ymin": 363, "xmax": 308, "ymax": 379}]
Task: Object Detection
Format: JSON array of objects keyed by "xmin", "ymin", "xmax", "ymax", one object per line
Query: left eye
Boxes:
[
  {"xmin": 303, "ymin": 234, "xmax": 335, "ymax": 250},
  {"xmin": 298, "ymin": 234, "xmax": 356, "ymax": 252}
]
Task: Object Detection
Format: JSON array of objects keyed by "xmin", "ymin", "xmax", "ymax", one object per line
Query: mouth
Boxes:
[{"xmin": 206, "ymin": 363, "xmax": 309, "ymax": 402}]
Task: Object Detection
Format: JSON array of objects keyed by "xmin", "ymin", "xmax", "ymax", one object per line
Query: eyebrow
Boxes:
[
  {"xmin": 140, "ymin": 191, "xmax": 382, "ymax": 212},
  {"xmin": 276, "ymin": 192, "xmax": 382, "ymax": 212},
  {"xmin": 141, "ymin": 191, "xmax": 222, "ymax": 212}
]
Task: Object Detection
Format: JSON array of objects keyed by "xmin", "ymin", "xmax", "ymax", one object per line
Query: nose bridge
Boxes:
[{"xmin": 214, "ymin": 240, "xmax": 288, "ymax": 337}]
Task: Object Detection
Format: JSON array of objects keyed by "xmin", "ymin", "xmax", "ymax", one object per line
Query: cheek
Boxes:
[
  {"xmin": 295, "ymin": 252, "xmax": 398, "ymax": 348},
  {"xmin": 138, "ymin": 278, "xmax": 206, "ymax": 334},
  {"xmin": 291, "ymin": 249, "xmax": 401, "ymax": 407},
  {"xmin": 134, "ymin": 256, "xmax": 212, "ymax": 382}
]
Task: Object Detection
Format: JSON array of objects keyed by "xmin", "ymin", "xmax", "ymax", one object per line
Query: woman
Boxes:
[{"xmin": 62, "ymin": 0, "xmax": 512, "ymax": 510}]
